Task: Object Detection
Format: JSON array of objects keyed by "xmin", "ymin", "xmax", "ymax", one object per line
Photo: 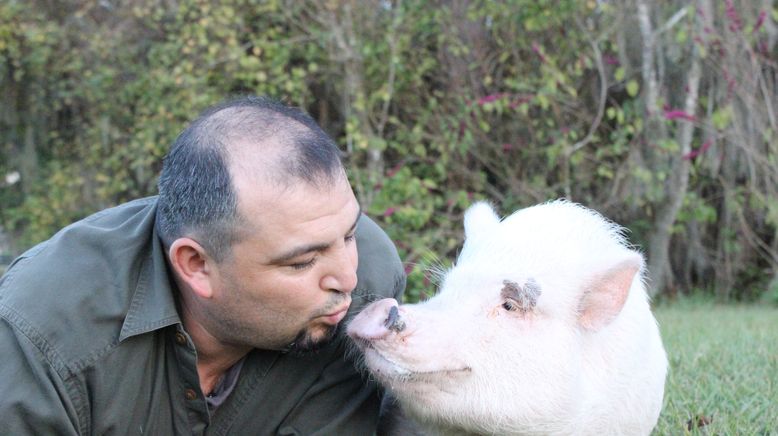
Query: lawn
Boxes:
[{"xmin": 653, "ymin": 302, "xmax": 778, "ymax": 435}]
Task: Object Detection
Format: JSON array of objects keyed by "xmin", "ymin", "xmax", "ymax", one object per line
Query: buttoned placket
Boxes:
[{"xmin": 171, "ymin": 325, "xmax": 211, "ymax": 435}]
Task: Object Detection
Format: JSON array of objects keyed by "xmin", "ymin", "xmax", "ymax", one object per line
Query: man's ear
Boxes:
[{"xmin": 168, "ymin": 237, "xmax": 215, "ymax": 299}]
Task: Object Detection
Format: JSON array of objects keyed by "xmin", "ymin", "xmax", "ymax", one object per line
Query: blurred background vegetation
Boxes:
[{"xmin": 1, "ymin": 0, "xmax": 776, "ymax": 303}]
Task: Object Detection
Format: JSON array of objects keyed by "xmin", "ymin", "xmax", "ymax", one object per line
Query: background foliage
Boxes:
[{"xmin": 1, "ymin": 0, "xmax": 776, "ymax": 302}]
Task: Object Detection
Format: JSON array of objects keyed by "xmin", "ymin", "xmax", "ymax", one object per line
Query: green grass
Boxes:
[{"xmin": 653, "ymin": 303, "xmax": 778, "ymax": 435}]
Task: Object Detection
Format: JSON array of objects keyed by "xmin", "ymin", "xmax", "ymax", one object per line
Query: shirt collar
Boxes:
[{"xmin": 119, "ymin": 204, "xmax": 181, "ymax": 342}]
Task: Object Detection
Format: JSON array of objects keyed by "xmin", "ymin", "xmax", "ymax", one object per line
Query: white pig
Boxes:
[{"xmin": 348, "ymin": 200, "xmax": 667, "ymax": 435}]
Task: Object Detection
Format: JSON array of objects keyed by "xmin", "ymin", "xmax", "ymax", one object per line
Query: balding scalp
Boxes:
[{"xmin": 156, "ymin": 96, "xmax": 344, "ymax": 262}]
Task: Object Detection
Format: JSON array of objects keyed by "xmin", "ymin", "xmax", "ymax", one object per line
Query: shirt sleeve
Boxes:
[
  {"xmin": 0, "ymin": 316, "xmax": 82, "ymax": 435},
  {"xmin": 276, "ymin": 337, "xmax": 383, "ymax": 436}
]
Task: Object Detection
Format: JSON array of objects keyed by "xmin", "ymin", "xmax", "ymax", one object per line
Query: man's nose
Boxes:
[{"xmin": 321, "ymin": 245, "xmax": 358, "ymax": 293}]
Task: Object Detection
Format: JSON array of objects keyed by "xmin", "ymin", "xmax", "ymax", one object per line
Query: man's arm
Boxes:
[{"xmin": 0, "ymin": 316, "xmax": 82, "ymax": 435}]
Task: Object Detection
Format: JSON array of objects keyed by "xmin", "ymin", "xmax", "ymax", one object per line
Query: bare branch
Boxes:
[
  {"xmin": 654, "ymin": 7, "xmax": 688, "ymax": 37},
  {"xmin": 637, "ymin": 0, "xmax": 659, "ymax": 117},
  {"xmin": 569, "ymin": 18, "xmax": 607, "ymax": 155},
  {"xmin": 375, "ymin": 0, "xmax": 402, "ymax": 137}
]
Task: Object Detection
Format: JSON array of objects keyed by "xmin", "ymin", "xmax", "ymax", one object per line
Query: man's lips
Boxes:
[{"xmin": 321, "ymin": 303, "xmax": 350, "ymax": 325}]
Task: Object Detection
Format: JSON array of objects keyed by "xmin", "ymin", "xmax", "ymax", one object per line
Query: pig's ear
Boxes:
[
  {"xmin": 464, "ymin": 202, "xmax": 500, "ymax": 241},
  {"xmin": 577, "ymin": 252, "xmax": 643, "ymax": 331}
]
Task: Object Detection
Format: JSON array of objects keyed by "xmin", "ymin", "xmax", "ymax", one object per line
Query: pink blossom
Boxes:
[
  {"xmin": 758, "ymin": 40, "xmax": 769, "ymax": 56},
  {"xmin": 386, "ymin": 162, "xmax": 404, "ymax": 178},
  {"xmin": 602, "ymin": 54, "xmax": 619, "ymax": 66},
  {"xmin": 664, "ymin": 109, "xmax": 697, "ymax": 122},
  {"xmin": 502, "ymin": 143, "xmax": 513, "ymax": 152},
  {"xmin": 683, "ymin": 140, "xmax": 712, "ymax": 160},
  {"xmin": 532, "ymin": 41, "xmax": 547, "ymax": 63},
  {"xmin": 754, "ymin": 11, "xmax": 766, "ymax": 33},
  {"xmin": 383, "ymin": 207, "xmax": 396, "ymax": 217},
  {"xmin": 725, "ymin": 0, "xmax": 742, "ymax": 32},
  {"xmin": 721, "ymin": 68, "xmax": 736, "ymax": 99},
  {"xmin": 477, "ymin": 93, "xmax": 508, "ymax": 105},
  {"xmin": 509, "ymin": 95, "xmax": 533, "ymax": 109}
]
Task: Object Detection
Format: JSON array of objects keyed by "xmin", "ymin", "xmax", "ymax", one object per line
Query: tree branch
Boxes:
[
  {"xmin": 654, "ymin": 7, "xmax": 688, "ymax": 37},
  {"xmin": 569, "ymin": 18, "xmax": 607, "ymax": 155}
]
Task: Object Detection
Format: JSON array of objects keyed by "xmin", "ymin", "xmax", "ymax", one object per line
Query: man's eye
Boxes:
[
  {"xmin": 345, "ymin": 233, "xmax": 356, "ymax": 242},
  {"xmin": 290, "ymin": 258, "xmax": 316, "ymax": 270}
]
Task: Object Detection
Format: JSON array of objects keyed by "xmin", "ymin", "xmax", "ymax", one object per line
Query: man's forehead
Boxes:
[
  {"xmin": 237, "ymin": 174, "xmax": 355, "ymax": 231},
  {"xmin": 228, "ymin": 138, "xmax": 287, "ymax": 183}
]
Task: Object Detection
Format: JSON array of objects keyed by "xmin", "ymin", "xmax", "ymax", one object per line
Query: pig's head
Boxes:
[{"xmin": 348, "ymin": 201, "xmax": 667, "ymax": 435}]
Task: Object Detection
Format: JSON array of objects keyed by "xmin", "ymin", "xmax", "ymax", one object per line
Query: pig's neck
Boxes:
[
  {"xmin": 426, "ymin": 424, "xmax": 481, "ymax": 436},
  {"xmin": 576, "ymin": 292, "xmax": 663, "ymax": 434}
]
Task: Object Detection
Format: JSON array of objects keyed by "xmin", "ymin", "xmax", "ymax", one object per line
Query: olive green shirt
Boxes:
[{"xmin": 0, "ymin": 197, "xmax": 405, "ymax": 435}]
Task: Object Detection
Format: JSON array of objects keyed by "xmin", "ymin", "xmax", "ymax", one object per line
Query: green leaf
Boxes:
[
  {"xmin": 626, "ymin": 79, "xmax": 640, "ymax": 97},
  {"xmin": 536, "ymin": 93, "xmax": 549, "ymax": 110},
  {"xmin": 675, "ymin": 28, "xmax": 687, "ymax": 44},
  {"xmin": 712, "ymin": 105, "xmax": 733, "ymax": 130},
  {"xmin": 659, "ymin": 139, "xmax": 679, "ymax": 152},
  {"xmin": 597, "ymin": 165, "xmax": 614, "ymax": 179},
  {"xmin": 614, "ymin": 67, "xmax": 625, "ymax": 82}
]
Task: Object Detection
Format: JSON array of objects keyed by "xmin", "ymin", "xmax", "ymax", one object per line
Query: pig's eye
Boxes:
[{"xmin": 502, "ymin": 300, "xmax": 517, "ymax": 311}]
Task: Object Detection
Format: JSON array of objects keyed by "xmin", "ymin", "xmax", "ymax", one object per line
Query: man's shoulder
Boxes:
[
  {"xmin": 355, "ymin": 214, "xmax": 399, "ymax": 262},
  {"xmin": 0, "ymin": 196, "xmax": 162, "ymax": 371},
  {"xmin": 352, "ymin": 214, "xmax": 406, "ymax": 312}
]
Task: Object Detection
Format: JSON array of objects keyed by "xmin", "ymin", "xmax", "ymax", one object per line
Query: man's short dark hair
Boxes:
[{"xmin": 156, "ymin": 96, "xmax": 344, "ymax": 262}]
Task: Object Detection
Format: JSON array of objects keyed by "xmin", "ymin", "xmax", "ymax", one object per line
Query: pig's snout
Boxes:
[
  {"xmin": 347, "ymin": 298, "xmax": 404, "ymax": 341},
  {"xmin": 385, "ymin": 305, "xmax": 406, "ymax": 332}
]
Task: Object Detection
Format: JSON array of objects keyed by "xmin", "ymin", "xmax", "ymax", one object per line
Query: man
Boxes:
[{"xmin": 0, "ymin": 96, "xmax": 406, "ymax": 434}]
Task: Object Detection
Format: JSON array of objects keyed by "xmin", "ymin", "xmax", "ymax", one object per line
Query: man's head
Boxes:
[
  {"xmin": 157, "ymin": 96, "xmax": 344, "ymax": 262},
  {"xmin": 157, "ymin": 96, "xmax": 360, "ymax": 353}
]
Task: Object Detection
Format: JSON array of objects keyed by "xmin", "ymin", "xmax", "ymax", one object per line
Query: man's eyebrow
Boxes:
[
  {"xmin": 347, "ymin": 205, "xmax": 362, "ymax": 234},
  {"xmin": 269, "ymin": 206, "xmax": 362, "ymax": 264}
]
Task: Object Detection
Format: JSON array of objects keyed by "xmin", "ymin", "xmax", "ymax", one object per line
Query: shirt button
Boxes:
[
  {"xmin": 175, "ymin": 332, "xmax": 187, "ymax": 345},
  {"xmin": 185, "ymin": 389, "xmax": 197, "ymax": 401}
]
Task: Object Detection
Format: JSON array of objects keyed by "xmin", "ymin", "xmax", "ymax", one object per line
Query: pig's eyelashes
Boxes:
[
  {"xmin": 501, "ymin": 298, "xmax": 535, "ymax": 313},
  {"xmin": 501, "ymin": 279, "xmax": 541, "ymax": 312}
]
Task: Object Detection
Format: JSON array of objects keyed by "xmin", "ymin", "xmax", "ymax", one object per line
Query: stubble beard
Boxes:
[
  {"xmin": 284, "ymin": 322, "xmax": 341, "ymax": 355},
  {"xmin": 283, "ymin": 293, "xmax": 351, "ymax": 355},
  {"xmin": 215, "ymin": 271, "xmax": 351, "ymax": 353}
]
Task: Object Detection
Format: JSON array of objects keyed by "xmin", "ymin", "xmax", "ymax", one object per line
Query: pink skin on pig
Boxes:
[
  {"xmin": 347, "ymin": 298, "xmax": 473, "ymax": 380},
  {"xmin": 349, "ymin": 281, "xmax": 583, "ymax": 435},
  {"xmin": 347, "ymin": 200, "xmax": 667, "ymax": 436}
]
